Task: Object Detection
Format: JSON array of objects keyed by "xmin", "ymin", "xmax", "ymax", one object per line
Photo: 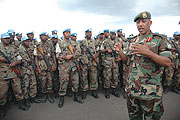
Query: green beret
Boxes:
[{"xmin": 134, "ymin": 11, "xmax": 151, "ymax": 22}]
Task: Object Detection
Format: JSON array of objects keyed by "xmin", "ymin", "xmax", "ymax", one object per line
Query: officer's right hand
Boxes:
[
  {"xmin": 65, "ymin": 55, "xmax": 73, "ymax": 60},
  {"xmin": 0, "ymin": 57, "xmax": 8, "ymax": 62},
  {"xmin": 114, "ymin": 40, "xmax": 123, "ymax": 52}
]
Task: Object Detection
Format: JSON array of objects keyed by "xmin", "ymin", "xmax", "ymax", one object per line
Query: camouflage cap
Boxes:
[{"xmin": 134, "ymin": 11, "xmax": 151, "ymax": 22}]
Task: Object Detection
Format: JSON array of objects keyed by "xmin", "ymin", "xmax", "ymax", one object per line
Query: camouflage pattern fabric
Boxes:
[
  {"xmin": 102, "ymin": 38, "xmax": 119, "ymax": 88},
  {"xmin": 127, "ymin": 96, "xmax": 164, "ymax": 120},
  {"xmin": 80, "ymin": 39, "xmax": 98, "ymax": 91},
  {"xmin": 57, "ymin": 40, "xmax": 80, "ymax": 96},
  {"xmin": 0, "ymin": 43, "xmax": 23, "ymax": 105},
  {"xmin": 19, "ymin": 45, "xmax": 37, "ymax": 99},
  {"xmin": 36, "ymin": 40, "xmax": 55, "ymax": 93},
  {"xmin": 125, "ymin": 32, "xmax": 172, "ymax": 100}
]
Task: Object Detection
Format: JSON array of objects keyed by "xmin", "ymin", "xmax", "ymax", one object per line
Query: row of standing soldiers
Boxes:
[
  {"xmin": 0, "ymin": 29, "xmax": 180, "ymax": 119},
  {"xmin": 0, "ymin": 28, "xmax": 127, "ymax": 119}
]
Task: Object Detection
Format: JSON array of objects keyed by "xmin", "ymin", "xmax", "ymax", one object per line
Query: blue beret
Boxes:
[
  {"xmin": 171, "ymin": 37, "xmax": 174, "ymax": 40},
  {"xmin": 94, "ymin": 35, "xmax": 98, "ymax": 39},
  {"xmin": 52, "ymin": 30, "xmax": 58, "ymax": 33},
  {"xmin": 85, "ymin": 28, "xmax": 92, "ymax": 32},
  {"xmin": 16, "ymin": 32, "xmax": 22, "ymax": 36},
  {"xmin": 1, "ymin": 33, "xmax": 10, "ymax": 39},
  {"xmin": 63, "ymin": 28, "xmax": 71, "ymax": 33},
  {"xmin": 104, "ymin": 29, "xmax": 110, "ymax": 33},
  {"xmin": 39, "ymin": 32, "xmax": 48, "ymax": 36},
  {"xmin": 98, "ymin": 31, "xmax": 104, "ymax": 35},
  {"xmin": 52, "ymin": 34, "xmax": 58, "ymax": 38},
  {"xmin": 71, "ymin": 33, "xmax": 77, "ymax": 37},
  {"xmin": 117, "ymin": 29, "xmax": 123, "ymax": 32},
  {"xmin": 21, "ymin": 36, "xmax": 29, "ymax": 42},
  {"xmin": 8, "ymin": 29, "xmax": 14, "ymax": 33},
  {"xmin": 110, "ymin": 30, "xmax": 116, "ymax": 34},
  {"xmin": 173, "ymin": 31, "xmax": 180, "ymax": 35},
  {"xmin": 27, "ymin": 32, "xmax": 34, "ymax": 35},
  {"xmin": 154, "ymin": 32, "xmax": 159, "ymax": 34}
]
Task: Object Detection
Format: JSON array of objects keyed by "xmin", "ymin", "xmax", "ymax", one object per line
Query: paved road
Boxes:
[{"xmin": 2, "ymin": 90, "xmax": 180, "ymax": 120}]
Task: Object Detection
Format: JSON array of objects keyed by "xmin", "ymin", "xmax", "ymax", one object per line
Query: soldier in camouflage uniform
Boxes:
[
  {"xmin": 18, "ymin": 36, "xmax": 40, "ymax": 110},
  {"xmin": 117, "ymin": 29, "xmax": 129, "ymax": 99},
  {"xmin": 171, "ymin": 32, "xmax": 180, "ymax": 94},
  {"xmin": 102, "ymin": 30, "xmax": 121, "ymax": 99},
  {"xmin": 16, "ymin": 32, "xmax": 22, "ymax": 42},
  {"xmin": 161, "ymin": 35, "xmax": 174, "ymax": 94},
  {"xmin": 0, "ymin": 33, "xmax": 27, "ymax": 119},
  {"xmin": 8, "ymin": 29, "xmax": 21, "ymax": 48},
  {"xmin": 114, "ymin": 11, "xmax": 172, "ymax": 120},
  {"xmin": 80, "ymin": 29, "xmax": 99, "ymax": 100},
  {"xmin": 51, "ymin": 34, "xmax": 60, "ymax": 99},
  {"xmin": 57, "ymin": 29, "xmax": 83, "ymax": 108},
  {"xmin": 35, "ymin": 32, "xmax": 57, "ymax": 103}
]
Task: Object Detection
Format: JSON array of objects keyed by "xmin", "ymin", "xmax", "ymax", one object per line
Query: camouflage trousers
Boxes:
[
  {"xmin": 58, "ymin": 64, "xmax": 79, "ymax": 96},
  {"xmin": 163, "ymin": 66, "xmax": 174, "ymax": 86},
  {"xmin": 22, "ymin": 73, "xmax": 37, "ymax": 99},
  {"xmin": 103, "ymin": 65, "xmax": 119, "ymax": 89},
  {"xmin": 0, "ymin": 77, "xmax": 24, "ymax": 105},
  {"xmin": 173, "ymin": 66, "xmax": 180, "ymax": 88},
  {"xmin": 40, "ymin": 71, "xmax": 53, "ymax": 94},
  {"xmin": 81, "ymin": 65, "xmax": 98, "ymax": 91},
  {"xmin": 126, "ymin": 96, "xmax": 164, "ymax": 120}
]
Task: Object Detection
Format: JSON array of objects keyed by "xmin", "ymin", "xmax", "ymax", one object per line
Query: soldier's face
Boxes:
[
  {"xmin": 98, "ymin": 34, "xmax": 104, "ymax": 40},
  {"xmin": 17, "ymin": 35, "xmax": 22, "ymax": 41},
  {"xmin": 174, "ymin": 35, "xmax": 180, "ymax": 40},
  {"xmin": 63, "ymin": 31, "xmax": 71, "ymax": 39},
  {"xmin": 71, "ymin": 36, "xmax": 77, "ymax": 41},
  {"xmin": 27, "ymin": 34, "xmax": 34, "ymax": 40},
  {"xmin": 85, "ymin": 32, "xmax": 92, "ymax": 39},
  {"xmin": 2, "ymin": 38, "xmax": 11, "ymax": 45},
  {"xmin": 136, "ymin": 19, "xmax": 152, "ymax": 36},
  {"xmin": 104, "ymin": 32, "xmax": 110, "ymax": 38},
  {"xmin": 52, "ymin": 38, "xmax": 58, "ymax": 44},
  {"xmin": 40, "ymin": 35, "xmax": 47, "ymax": 41},
  {"xmin": 23, "ymin": 39, "xmax": 31, "ymax": 47},
  {"xmin": 117, "ymin": 31, "xmax": 122, "ymax": 36},
  {"xmin": 110, "ymin": 34, "xmax": 116, "ymax": 40}
]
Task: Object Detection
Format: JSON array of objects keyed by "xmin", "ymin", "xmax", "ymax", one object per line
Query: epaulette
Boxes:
[{"xmin": 152, "ymin": 33, "xmax": 164, "ymax": 40}]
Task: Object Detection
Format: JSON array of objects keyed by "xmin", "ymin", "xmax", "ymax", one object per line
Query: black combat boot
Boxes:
[
  {"xmin": 81, "ymin": 91, "xmax": 87, "ymax": 100},
  {"xmin": 41, "ymin": 94, "xmax": 47, "ymax": 103},
  {"xmin": 112, "ymin": 88, "xmax": 120, "ymax": 97},
  {"xmin": 0, "ymin": 105, "xmax": 6, "ymax": 119},
  {"xmin": 47, "ymin": 94, "xmax": 54, "ymax": 104},
  {"xmin": 173, "ymin": 86, "xmax": 180, "ymax": 94},
  {"xmin": 30, "ymin": 97, "xmax": 42, "ymax": 103},
  {"xmin": 91, "ymin": 90, "xmax": 99, "ymax": 98},
  {"xmin": 74, "ymin": 92, "xmax": 84, "ymax": 104},
  {"xmin": 18, "ymin": 100, "xmax": 29, "ymax": 111},
  {"xmin": 58, "ymin": 96, "xmax": 64, "ymax": 108},
  {"xmin": 25, "ymin": 99, "xmax": 31, "ymax": 108},
  {"xmin": 105, "ymin": 88, "xmax": 110, "ymax": 99},
  {"xmin": 163, "ymin": 86, "xmax": 169, "ymax": 94}
]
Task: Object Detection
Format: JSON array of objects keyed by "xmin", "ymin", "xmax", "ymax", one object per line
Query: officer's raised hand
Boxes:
[{"xmin": 130, "ymin": 40, "xmax": 150, "ymax": 56}]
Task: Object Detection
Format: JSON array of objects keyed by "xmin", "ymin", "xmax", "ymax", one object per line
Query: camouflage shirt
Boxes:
[
  {"xmin": 36, "ymin": 40, "xmax": 54, "ymax": 71},
  {"xmin": 0, "ymin": 43, "xmax": 21, "ymax": 79},
  {"xmin": 125, "ymin": 32, "xmax": 171, "ymax": 100},
  {"xmin": 102, "ymin": 38, "xmax": 119, "ymax": 67},
  {"xmin": 80, "ymin": 39, "xmax": 97, "ymax": 66},
  {"xmin": 19, "ymin": 45, "xmax": 34, "ymax": 74}
]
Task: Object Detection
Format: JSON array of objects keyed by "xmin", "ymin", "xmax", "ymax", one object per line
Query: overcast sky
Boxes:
[{"xmin": 0, "ymin": 0, "xmax": 179, "ymax": 39}]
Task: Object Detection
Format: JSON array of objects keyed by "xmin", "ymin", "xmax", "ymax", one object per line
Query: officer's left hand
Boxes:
[
  {"xmin": 131, "ymin": 40, "xmax": 150, "ymax": 56},
  {"xmin": 9, "ymin": 62, "xmax": 17, "ymax": 67}
]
